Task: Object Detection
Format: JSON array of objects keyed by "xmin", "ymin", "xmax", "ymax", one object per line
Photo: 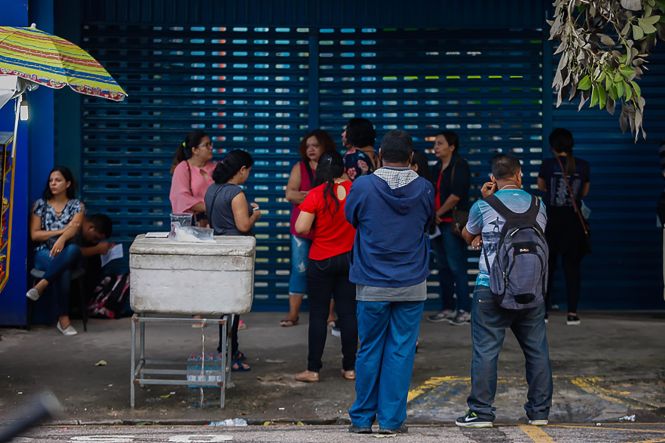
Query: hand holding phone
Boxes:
[{"xmin": 481, "ymin": 181, "xmax": 497, "ymax": 199}]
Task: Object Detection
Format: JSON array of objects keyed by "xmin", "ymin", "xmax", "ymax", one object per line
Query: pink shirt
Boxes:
[{"xmin": 169, "ymin": 160, "xmax": 216, "ymax": 213}]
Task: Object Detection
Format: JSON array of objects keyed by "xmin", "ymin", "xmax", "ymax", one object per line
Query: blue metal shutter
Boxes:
[
  {"xmin": 317, "ymin": 28, "xmax": 545, "ymax": 306},
  {"xmin": 550, "ymin": 51, "xmax": 665, "ymax": 309},
  {"xmin": 80, "ymin": 24, "xmax": 310, "ymax": 308}
]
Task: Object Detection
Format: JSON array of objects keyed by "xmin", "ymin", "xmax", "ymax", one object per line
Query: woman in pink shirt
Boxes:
[{"xmin": 169, "ymin": 130, "xmax": 217, "ymax": 225}]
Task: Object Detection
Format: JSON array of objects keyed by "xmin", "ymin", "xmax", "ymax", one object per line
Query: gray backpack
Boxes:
[{"xmin": 482, "ymin": 194, "xmax": 548, "ymax": 310}]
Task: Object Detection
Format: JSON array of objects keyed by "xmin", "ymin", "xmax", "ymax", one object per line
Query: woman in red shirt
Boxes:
[{"xmin": 293, "ymin": 151, "xmax": 358, "ymax": 383}]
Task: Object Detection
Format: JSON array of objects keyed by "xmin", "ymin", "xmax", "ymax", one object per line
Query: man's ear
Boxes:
[{"xmin": 377, "ymin": 148, "xmax": 383, "ymax": 163}]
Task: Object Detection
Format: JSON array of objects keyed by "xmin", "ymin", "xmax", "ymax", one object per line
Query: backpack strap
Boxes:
[
  {"xmin": 485, "ymin": 193, "xmax": 541, "ymax": 227},
  {"xmin": 483, "ymin": 194, "xmax": 517, "ymax": 221}
]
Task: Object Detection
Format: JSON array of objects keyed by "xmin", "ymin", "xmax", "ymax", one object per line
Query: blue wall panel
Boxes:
[
  {"xmin": 0, "ymin": 0, "xmax": 30, "ymax": 326},
  {"xmin": 56, "ymin": 0, "xmax": 665, "ymax": 310}
]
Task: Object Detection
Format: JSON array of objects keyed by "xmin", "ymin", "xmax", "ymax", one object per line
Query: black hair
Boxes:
[
  {"xmin": 410, "ymin": 150, "xmax": 432, "ymax": 182},
  {"xmin": 491, "ymin": 154, "xmax": 522, "ymax": 180},
  {"xmin": 435, "ymin": 131, "xmax": 460, "ymax": 154},
  {"xmin": 170, "ymin": 130, "xmax": 209, "ymax": 173},
  {"xmin": 212, "ymin": 149, "xmax": 254, "ymax": 184},
  {"xmin": 88, "ymin": 213, "xmax": 113, "ymax": 238},
  {"xmin": 346, "ymin": 118, "xmax": 376, "ymax": 148},
  {"xmin": 313, "ymin": 151, "xmax": 345, "ymax": 215},
  {"xmin": 380, "ymin": 130, "xmax": 413, "ymax": 163},
  {"xmin": 549, "ymin": 128, "xmax": 576, "ymax": 176},
  {"xmin": 42, "ymin": 166, "xmax": 76, "ymax": 200}
]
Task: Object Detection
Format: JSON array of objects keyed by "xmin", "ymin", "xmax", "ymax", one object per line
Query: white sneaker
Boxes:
[
  {"xmin": 56, "ymin": 322, "xmax": 78, "ymax": 336},
  {"xmin": 528, "ymin": 419, "xmax": 549, "ymax": 426},
  {"xmin": 26, "ymin": 288, "xmax": 40, "ymax": 301}
]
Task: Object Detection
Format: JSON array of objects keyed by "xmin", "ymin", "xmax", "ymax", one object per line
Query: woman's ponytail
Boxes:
[
  {"xmin": 212, "ymin": 150, "xmax": 254, "ymax": 184},
  {"xmin": 170, "ymin": 130, "xmax": 209, "ymax": 174},
  {"xmin": 313, "ymin": 151, "xmax": 344, "ymax": 215}
]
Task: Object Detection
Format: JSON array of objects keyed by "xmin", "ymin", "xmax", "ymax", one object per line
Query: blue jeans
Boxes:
[
  {"xmin": 288, "ymin": 235, "xmax": 311, "ymax": 295},
  {"xmin": 34, "ymin": 244, "xmax": 82, "ymax": 317},
  {"xmin": 467, "ymin": 286, "xmax": 552, "ymax": 421},
  {"xmin": 349, "ymin": 300, "xmax": 424, "ymax": 430},
  {"xmin": 431, "ymin": 222, "xmax": 470, "ymax": 312}
]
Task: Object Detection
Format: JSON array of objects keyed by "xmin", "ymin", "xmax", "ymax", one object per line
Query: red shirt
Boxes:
[{"xmin": 299, "ymin": 181, "xmax": 356, "ymax": 261}]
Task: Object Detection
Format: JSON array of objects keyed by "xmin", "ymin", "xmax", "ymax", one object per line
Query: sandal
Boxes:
[
  {"xmin": 279, "ymin": 316, "xmax": 299, "ymax": 327},
  {"xmin": 232, "ymin": 359, "xmax": 251, "ymax": 372},
  {"xmin": 233, "ymin": 351, "xmax": 247, "ymax": 362}
]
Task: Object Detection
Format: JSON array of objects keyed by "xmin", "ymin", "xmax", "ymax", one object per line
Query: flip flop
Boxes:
[
  {"xmin": 279, "ymin": 317, "xmax": 299, "ymax": 327},
  {"xmin": 232, "ymin": 359, "xmax": 251, "ymax": 372}
]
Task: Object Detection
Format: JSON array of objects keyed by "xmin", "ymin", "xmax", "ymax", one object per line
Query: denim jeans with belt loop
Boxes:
[{"xmin": 467, "ymin": 286, "xmax": 552, "ymax": 422}]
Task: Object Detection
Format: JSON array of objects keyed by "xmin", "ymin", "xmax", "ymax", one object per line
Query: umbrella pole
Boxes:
[{"xmin": 11, "ymin": 94, "xmax": 21, "ymax": 160}]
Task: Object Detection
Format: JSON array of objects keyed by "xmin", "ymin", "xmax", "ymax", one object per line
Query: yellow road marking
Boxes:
[
  {"xmin": 407, "ymin": 376, "xmax": 469, "ymax": 402},
  {"xmin": 557, "ymin": 425, "xmax": 665, "ymax": 434},
  {"xmin": 570, "ymin": 377, "xmax": 659, "ymax": 408},
  {"xmin": 518, "ymin": 425, "xmax": 555, "ymax": 443}
]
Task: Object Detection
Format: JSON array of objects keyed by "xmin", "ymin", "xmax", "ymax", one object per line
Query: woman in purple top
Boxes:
[{"xmin": 282, "ymin": 129, "xmax": 336, "ymax": 327}]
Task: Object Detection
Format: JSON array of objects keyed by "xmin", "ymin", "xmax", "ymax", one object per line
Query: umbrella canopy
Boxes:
[{"xmin": 0, "ymin": 25, "xmax": 127, "ymax": 101}]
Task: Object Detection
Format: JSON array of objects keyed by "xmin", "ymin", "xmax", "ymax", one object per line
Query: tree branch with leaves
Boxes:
[{"xmin": 549, "ymin": 0, "xmax": 665, "ymax": 141}]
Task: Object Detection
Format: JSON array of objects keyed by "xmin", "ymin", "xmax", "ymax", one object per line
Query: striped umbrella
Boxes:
[{"xmin": 0, "ymin": 24, "xmax": 127, "ymax": 101}]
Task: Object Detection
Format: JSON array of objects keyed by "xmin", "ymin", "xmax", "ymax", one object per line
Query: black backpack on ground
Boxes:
[{"xmin": 482, "ymin": 194, "xmax": 548, "ymax": 310}]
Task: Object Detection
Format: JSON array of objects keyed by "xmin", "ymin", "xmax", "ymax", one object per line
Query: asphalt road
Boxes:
[{"xmin": 8, "ymin": 423, "xmax": 665, "ymax": 443}]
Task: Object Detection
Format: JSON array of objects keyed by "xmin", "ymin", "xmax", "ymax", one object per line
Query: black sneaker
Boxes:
[
  {"xmin": 348, "ymin": 424, "xmax": 372, "ymax": 434},
  {"xmin": 378, "ymin": 424, "xmax": 408, "ymax": 435},
  {"xmin": 455, "ymin": 411, "xmax": 493, "ymax": 428},
  {"xmin": 566, "ymin": 314, "xmax": 581, "ymax": 326}
]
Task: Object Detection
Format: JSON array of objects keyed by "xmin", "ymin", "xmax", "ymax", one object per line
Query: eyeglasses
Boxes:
[{"xmin": 196, "ymin": 142, "xmax": 213, "ymax": 150}]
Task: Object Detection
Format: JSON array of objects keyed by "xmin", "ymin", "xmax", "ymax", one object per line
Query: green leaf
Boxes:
[
  {"xmin": 590, "ymin": 85, "xmax": 599, "ymax": 107},
  {"xmin": 614, "ymin": 71, "xmax": 623, "ymax": 82},
  {"xmin": 626, "ymin": 83, "xmax": 633, "ymax": 100},
  {"xmin": 578, "ymin": 75, "xmax": 592, "ymax": 90},
  {"xmin": 630, "ymin": 80, "xmax": 642, "ymax": 97},
  {"xmin": 605, "ymin": 74, "xmax": 612, "ymax": 90},
  {"xmin": 633, "ymin": 24, "xmax": 645, "ymax": 39},
  {"xmin": 620, "ymin": 66, "xmax": 636, "ymax": 79},
  {"xmin": 617, "ymin": 80, "xmax": 625, "ymax": 98},
  {"xmin": 608, "ymin": 84, "xmax": 619, "ymax": 101},
  {"xmin": 639, "ymin": 20, "xmax": 658, "ymax": 33},
  {"xmin": 643, "ymin": 15, "xmax": 661, "ymax": 25},
  {"xmin": 597, "ymin": 85, "xmax": 607, "ymax": 110}
]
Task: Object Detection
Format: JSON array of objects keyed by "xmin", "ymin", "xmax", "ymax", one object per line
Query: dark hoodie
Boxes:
[{"xmin": 345, "ymin": 167, "xmax": 435, "ymax": 288}]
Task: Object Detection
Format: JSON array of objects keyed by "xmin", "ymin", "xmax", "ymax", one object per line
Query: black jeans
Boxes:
[
  {"xmin": 306, "ymin": 252, "xmax": 358, "ymax": 372},
  {"xmin": 545, "ymin": 207, "xmax": 586, "ymax": 313}
]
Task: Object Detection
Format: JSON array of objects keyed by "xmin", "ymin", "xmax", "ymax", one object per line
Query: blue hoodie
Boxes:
[{"xmin": 345, "ymin": 167, "xmax": 435, "ymax": 288}]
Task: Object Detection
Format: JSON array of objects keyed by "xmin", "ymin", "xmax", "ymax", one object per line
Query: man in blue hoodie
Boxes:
[{"xmin": 345, "ymin": 130, "xmax": 434, "ymax": 435}]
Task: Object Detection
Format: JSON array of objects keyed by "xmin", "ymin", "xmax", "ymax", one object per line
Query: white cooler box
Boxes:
[{"xmin": 129, "ymin": 235, "xmax": 256, "ymax": 315}]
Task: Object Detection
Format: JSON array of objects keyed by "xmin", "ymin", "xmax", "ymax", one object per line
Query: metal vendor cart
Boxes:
[{"xmin": 128, "ymin": 234, "xmax": 256, "ymax": 408}]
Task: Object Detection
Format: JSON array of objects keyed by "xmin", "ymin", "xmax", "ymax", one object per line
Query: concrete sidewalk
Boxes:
[{"xmin": 0, "ymin": 311, "xmax": 663, "ymax": 426}]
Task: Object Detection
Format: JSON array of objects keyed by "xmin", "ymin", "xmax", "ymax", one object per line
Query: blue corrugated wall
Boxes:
[{"xmin": 51, "ymin": 0, "xmax": 665, "ymax": 310}]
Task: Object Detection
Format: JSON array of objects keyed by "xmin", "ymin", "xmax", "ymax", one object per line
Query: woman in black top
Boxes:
[
  {"xmin": 426, "ymin": 131, "xmax": 472, "ymax": 326},
  {"xmin": 205, "ymin": 150, "xmax": 261, "ymax": 371},
  {"xmin": 538, "ymin": 128, "xmax": 590, "ymax": 326}
]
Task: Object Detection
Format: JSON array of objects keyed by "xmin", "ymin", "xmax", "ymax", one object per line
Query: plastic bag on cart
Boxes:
[{"xmin": 173, "ymin": 225, "xmax": 215, "ymax": 243}]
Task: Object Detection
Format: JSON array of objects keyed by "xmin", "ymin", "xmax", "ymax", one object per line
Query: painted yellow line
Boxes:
[
  {"xmin": 407, "ymin": 376, "xmax": 469, "ymax": 402},
  {"xmin": 556, "ymin": 425, "xmax": 665, "ymax": 434},
  {"xmin": 518, "ymin": 425, "xmax": 555, "ymax": 443},
  {"xmin": 570, "ymin": 377, "xmax": 658, "ymax": 408}
]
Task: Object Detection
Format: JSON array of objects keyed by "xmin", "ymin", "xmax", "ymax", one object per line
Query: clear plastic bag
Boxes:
[{"xmin": 172, "ymin": 225, "xmax": 215, "ymax": 243}]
